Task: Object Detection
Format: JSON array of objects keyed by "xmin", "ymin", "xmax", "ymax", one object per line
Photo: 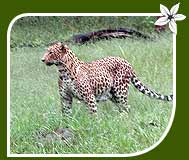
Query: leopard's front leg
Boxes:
[{"xmin": 58, "ymin": 79, "xmax": 73, "ymax": 115}]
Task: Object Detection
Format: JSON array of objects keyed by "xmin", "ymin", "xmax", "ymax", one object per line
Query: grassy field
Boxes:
[{"xmin": 10, "ymin": 17, "xmax": 173, "ymax": 154}]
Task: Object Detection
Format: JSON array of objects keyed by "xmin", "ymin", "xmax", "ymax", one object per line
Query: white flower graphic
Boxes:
[{"xmin": 155, "ymin": 3, "xmax": 186, "ymax": 34}]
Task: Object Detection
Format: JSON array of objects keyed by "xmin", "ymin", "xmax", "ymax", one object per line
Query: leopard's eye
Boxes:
[{"xmin": 49, "ymin": 51, "xmax": 53, "ymax": 54}]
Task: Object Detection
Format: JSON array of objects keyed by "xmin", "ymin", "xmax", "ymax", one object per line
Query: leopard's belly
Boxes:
[{"xmin": 95, "ymin": 89, "xmax": 112, "ymax": 102}]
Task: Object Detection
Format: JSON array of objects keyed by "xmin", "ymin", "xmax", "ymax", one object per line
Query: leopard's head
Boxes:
[{"xmin": 41, "ymin": 42, "xmax": 69, "ymax": 66}]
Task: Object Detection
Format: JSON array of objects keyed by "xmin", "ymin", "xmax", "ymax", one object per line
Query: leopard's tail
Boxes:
[{"xmin": 131, "ymin": 73, "xmax": 173, "ymax": 101}]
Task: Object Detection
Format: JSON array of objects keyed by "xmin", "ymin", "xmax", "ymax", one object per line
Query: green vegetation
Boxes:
[{"xmin": 10, "ymin": 16, "xmax": 173, "ymax": 154}]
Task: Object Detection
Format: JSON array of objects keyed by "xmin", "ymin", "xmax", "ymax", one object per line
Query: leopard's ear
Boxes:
[
  {"xmin": 60, "ymin": 42, "xmax": 69, "ymax": 50},
  {"xmin": 57, "ymin": 42, "xmax": 64, "ymax": 51}
]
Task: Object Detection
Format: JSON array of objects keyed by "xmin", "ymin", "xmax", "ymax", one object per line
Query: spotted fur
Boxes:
[{"xmin": 41, "ymin": 42, "xmax": 173, "ymax": 114}]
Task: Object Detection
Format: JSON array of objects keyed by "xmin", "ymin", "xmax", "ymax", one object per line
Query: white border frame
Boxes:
[{"xmin": 7, "ymin": 13, "xmax": 176, "ymax": 157}]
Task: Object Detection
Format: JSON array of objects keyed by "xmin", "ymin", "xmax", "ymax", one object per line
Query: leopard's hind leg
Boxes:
[
  {"xmin": 77, "ymin": 81, "xmax": 97, "ymax": 114},
  {"xmin": 110, "ymin": 89, "xmax": 130, "ymax": 113},
  {"xmin": 110, "ymin": 74, "xmax": 131, "ymax": 113},
  {"xmin": 83, "ymin": 93, "xmax": 97, "ymax": 114}
]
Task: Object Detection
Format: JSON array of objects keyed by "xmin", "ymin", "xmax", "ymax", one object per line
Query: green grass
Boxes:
[
  {"xmin": 10, "ymin": 32, "xmax": 173, "ymax": 154},
  {"xmin": 10, "ymin": 16, "xmax": 173, "ymax": 154}
]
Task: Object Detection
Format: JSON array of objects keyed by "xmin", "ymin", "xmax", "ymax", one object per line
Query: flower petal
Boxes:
[
  {"xmin": 160, "ymin": 4, "xmax": 170, "ymax": 16},
  {"xmin": 174, "ymin": 14, "xmax": 186, "ymax": 21},
  {"xmin": 169, "ymin": 20, "xmax": 177, "ymax": 34},
  {"xmin": 170, "ymin": 3, "xmax": 180, "ymax": 15},
  {"xmin": 155, "ymin": 16, "xmax": 169, "ymax": 26}
]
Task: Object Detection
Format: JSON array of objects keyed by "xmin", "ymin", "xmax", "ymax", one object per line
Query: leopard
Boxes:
[{"xmin": 41, "ymin": 42, "xmax": 173, "ymax": 115}]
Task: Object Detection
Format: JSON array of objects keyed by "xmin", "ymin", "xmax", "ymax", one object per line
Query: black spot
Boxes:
[
  {"xmin": 92, "ymin": 109, "xmax": 97, "ymax": 113},
  {"xmin": 134, "ymin": 79, "xmax": 139, "ymax": 83},
  {"xmin": 137, "ymin": 85, "xmax": 141, "ymax": 90},
  {"xmin": 141, "ymin": 89, "xmax": 145, "ymax": 94},
  {"xmin": 169, "ymin": 94, "xmax": 173, "ymax": 100}
]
